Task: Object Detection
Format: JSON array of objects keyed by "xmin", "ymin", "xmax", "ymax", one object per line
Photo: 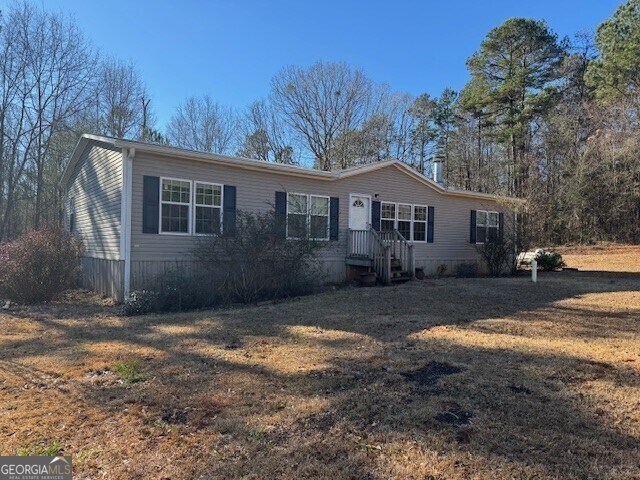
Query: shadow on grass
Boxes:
[{"xmin": 1, "ymin": 271, "xmax": 639, "ymax": 478}]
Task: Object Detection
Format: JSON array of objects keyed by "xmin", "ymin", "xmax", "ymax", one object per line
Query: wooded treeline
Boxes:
[{"xmin": 1, "ymin": 0, "xmax": 639, "ymax": 244}]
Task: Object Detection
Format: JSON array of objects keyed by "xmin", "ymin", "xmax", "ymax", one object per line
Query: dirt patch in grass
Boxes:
[
  {"xmin": 402, "ymin": 361, "xmax": 462, "ymax": 387},
  {"xmin": 1, "ymin": 247, "xmax": 639, "ymax": 479}
]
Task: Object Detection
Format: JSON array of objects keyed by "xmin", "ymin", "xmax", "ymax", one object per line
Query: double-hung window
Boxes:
[
  {"xmin": 476, "ymin": 210, "xmax": 499, "ymax": 243},
  {"xmin": 380, "ymin": 202, "xmax": 429, "ymax": 242},
  {"xmin": 287, "ymin": 193, "xmax": 308, "ymax": 239},
  {"xmin": 161, "ymin": 178, "xmax": 191, "ymax": 234},
  {"xmin": 381, "ymin": 202, "xmax": 396, "ymax": 231},
  {"xmin": 287, "ymin": 193, "xmax": 330, "ymax": 240},
  {"xmin": 413, "ymin": 205, "xmax": 427, "ymax": 241},
  {"xmin": 487, "ymin": 211, "xmax": 499, "ymax": 241},
  {"xmin": 309, "ymin": 195, "xmax": 329, "ymax": 240},
  {"xmin": 397, "ymin": 204, "xmax": 412, "ymax": 239},
  {"xmin": 194, "ymin": 182, "xmax": 222, "ymax": 235}
]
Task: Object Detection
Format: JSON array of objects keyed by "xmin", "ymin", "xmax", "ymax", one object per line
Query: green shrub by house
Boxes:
[{"xmin": 535, "ymin": 251, "xmax": 566, "ymax": 271}]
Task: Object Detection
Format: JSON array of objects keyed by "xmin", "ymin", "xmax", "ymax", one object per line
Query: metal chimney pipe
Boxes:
[{"xmin": 433, "ymin": 159, "xmax": 443, "ymax": 184}]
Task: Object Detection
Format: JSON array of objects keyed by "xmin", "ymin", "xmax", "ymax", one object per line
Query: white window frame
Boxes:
[
  {"xmin": 380, "ymin": 201, "xmax": 430, "ymax": 243},
  {"xmin": 397, "ymin": 203, "xmax": 413, "ymax": 240},
  {"xmin": 381, "ymin": 201, "xmax": 396, "ymax": 232},
  {"xmin": 286, "ymin": 192, "xmax": 330, "ymax": 241},
  {"xmin": 286, "ymin": 192, "xmax": 309, "ymax": 240},
  {"xmin": 193, "ymin": 181, "xmax": 224, "ymax": 236},
  {"xmin": 309, "ymin": 194, "xmax": 330, "ymax": 241},
  {"xmin": 160, "ymin": 177, "xmax": 192, "ymax": 235},
  {"xmin": 412, "ymin": 204, "xmax": 429, "ymax": 243},
  {"xmin": 475, "ymin": 210, "xmax": 499, "ymax": 244}
]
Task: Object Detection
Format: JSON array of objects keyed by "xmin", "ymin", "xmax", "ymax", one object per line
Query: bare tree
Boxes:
[
  {"xmin": 329, "ymin": 89, "xmax": 420, "ymax": 168},
  {"xmin": 166, "ymin": 96, "xmax": 238, "ymax": 154},
  {"xmin": 237, "ymin": 99, "xmax": 296, "ymax": 164},
  {"xmin": 0, "ymin": 2, "xmax": 98, "ymax": 238},
  {"xmin": 270, "ymin": 61, "xmax": 373, "ymax": 170},
  {"xmin": 96, "ymin": 58, "xmax": 149, "ymax": 139},
  {"xmin": 385, "ymin": 92, "xmax": 418, "ymax": 164}
]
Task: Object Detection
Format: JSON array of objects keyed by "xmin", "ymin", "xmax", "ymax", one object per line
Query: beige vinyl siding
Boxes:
[
  {"xmin": 66, "ymin": 141, "xmax": 122, "ymax": 260},
  {"xmin": 130, "ymin": 152, "xmax": 511, "ymax": 279},
  {"xmin": 131, "ymin": 153, "xmax": 345, "ymax": 270}
]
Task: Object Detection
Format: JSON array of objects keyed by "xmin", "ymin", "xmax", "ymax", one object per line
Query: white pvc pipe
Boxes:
[{"xmin": 531, "ymin": 260, "xmax": 538, "ymax": 283}]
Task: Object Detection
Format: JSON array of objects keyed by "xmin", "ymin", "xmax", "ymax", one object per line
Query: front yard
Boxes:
[{"xmin": 1, "ymin": 247, "xmax": 639, "ymax": 479}]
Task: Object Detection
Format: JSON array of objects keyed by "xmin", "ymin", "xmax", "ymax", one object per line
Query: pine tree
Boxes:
[{"xmin": 463, "ymin": 18, "xmax": 567, "ymax": 196}]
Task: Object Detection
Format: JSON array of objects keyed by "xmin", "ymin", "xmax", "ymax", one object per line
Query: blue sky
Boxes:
[{"xmin": 21, "ymin": 1, "xmax": 624, "ymax": 128}]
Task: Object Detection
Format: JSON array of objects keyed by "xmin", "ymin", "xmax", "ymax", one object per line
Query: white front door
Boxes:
[
  {"xmin": 349, "ymin": 194, "xmax": 370, "ymax": 230},
  {"xmin": 349, "ymin": 194, "xmax": 371, "ymax": 256}
]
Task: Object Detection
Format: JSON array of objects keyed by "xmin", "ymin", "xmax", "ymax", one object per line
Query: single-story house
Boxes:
[{"xmin": 61, "ymin": 134, "xmax": 518, "ymax": 301}]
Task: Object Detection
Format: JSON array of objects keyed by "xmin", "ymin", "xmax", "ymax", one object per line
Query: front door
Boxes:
[
  {"xmin": 349, "ymin": 194, "xmax": 370, "ymax": 230},
  {"xmin": 349, "ymin": 194, "xmax": 371, "ymax": 255}
]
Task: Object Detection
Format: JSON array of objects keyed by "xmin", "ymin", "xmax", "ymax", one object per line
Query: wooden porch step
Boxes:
[
  {"xmin": 392, "ymin": 270, "xmax": 409, "ymax": 277},
  {"xmin": 347, "ymin": 228, "xmax": 414, "ymax": 285},
  {"xmin": 391, "ymin": 271, "xmax": 411, "ymax": 283},
  {"xmin": 345, "ymin": 255, "xmax": 372, "ymax": 267}
]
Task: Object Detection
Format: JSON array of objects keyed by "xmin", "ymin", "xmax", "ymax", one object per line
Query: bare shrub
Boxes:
[
  {"xmin": 476, "ymin": 237, "xmax": 514, "ymax": 277},
  {"xmin": 123, "ymin": 210, "xmax": 324, "ymax": 315},
  {"xmin": 0, "ymin": 229, "xmax": 84, "ymax": 303},
  {"xmin": 194, "ymin": 210, "xmax": 324, "ymax": 304},
  {"xmin": 478, "ymin": 211, "xmax": 531, "ymax": 276}
]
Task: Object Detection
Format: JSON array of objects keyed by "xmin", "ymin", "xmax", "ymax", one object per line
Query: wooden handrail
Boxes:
[
  {"xmin": 369, "ymin": 227, "xmax": 390, "ymax": 284},
  {"xmin": 348, "ymin": 227, "xmax": 415, "ymax": 284},
  {"xmin": 391, "ymin": 229, "xmax": 414, "ymax": 279},
  {"xmin": 370, "ymin": 227, "xmax": 383, "ymax": 242}
]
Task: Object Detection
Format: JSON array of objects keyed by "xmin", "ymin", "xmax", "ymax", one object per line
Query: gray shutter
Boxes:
[
  {"xmin": 275, "ymin": 191, "xmax": 287, "ymax": 238},
  {"xmin": 143, "ymin": 176, "xmax": 160, "ymax": 234},
  {"xmin": 470, "ymin": 210, "xmax": 477, "ymax": 243},
  {"xmin": 427, "ymin": 206, "xmax": 435, "ymax": 243},
  {"xmin": 223, "ymin": 185, "xmax": 236, "ymax": 236},
  {"xmin": 372, "ymin": 201, "xmax": 381, "ymax": 231},
  {"xmin": 330, "ymin": 197, "xmax": 339, "ymax": 240},
  {"xmin": 499, "ymin": 212, "xmax": 504, "ymax": 241}
]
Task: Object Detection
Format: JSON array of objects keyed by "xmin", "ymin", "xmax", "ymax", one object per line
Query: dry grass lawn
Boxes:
[
  {"xmin": 1, "ymin": 245, "xmax": 639, "ymax": 479},
  {"xmin": 558, "ymin": 243, "xmax": 640, "ymax": 273}
]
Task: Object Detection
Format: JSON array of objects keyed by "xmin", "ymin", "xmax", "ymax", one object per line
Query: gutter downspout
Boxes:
[{"xmin": 120, "ymin": 147, "xmax": 134, "ymax": 301}]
